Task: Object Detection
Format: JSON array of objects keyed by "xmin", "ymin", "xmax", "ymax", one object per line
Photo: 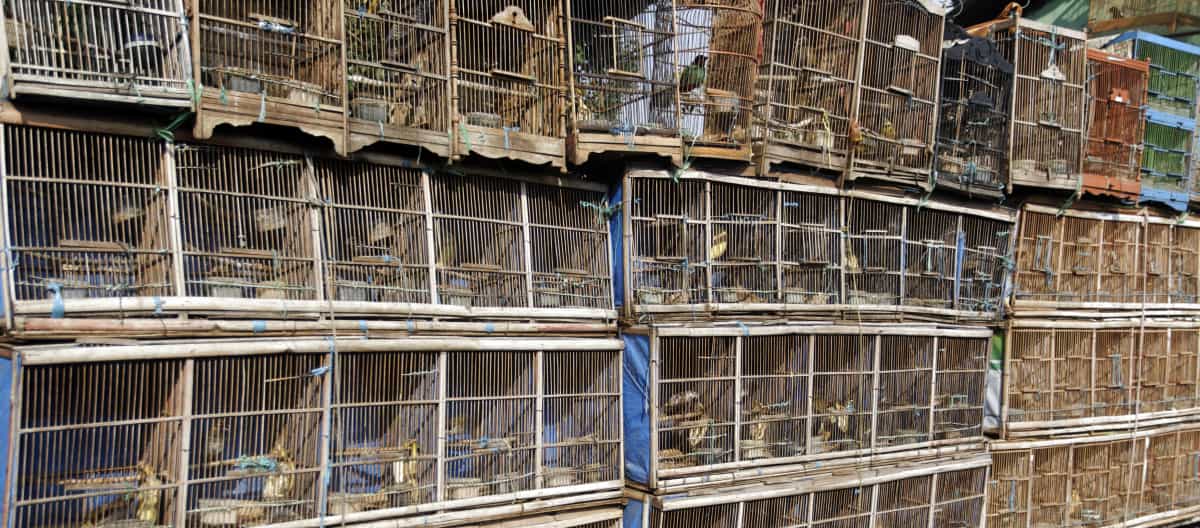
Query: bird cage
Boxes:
[
  {"xmin": 566, "ymin": 0, "xmax": 681, "ymax": 164},
  {"xmin": 756, "ymin": 0, "xmax": 865, "ymax": 174},
  {"xmin": 849, "ymin": 0, "xmax": 945, "ymax": 189},
  {"xmin": 674, "ymin": 0, "xmax": 762, "ymax": 161},
  {"xmin": 935, "ymin": 23, "xmax": 1013, "ymax": 198},
  {"xmin": 1141, "ymin": 110, "xmax": 1194, "ymax": 210},
  {"xmin": 1084, "ymin": 49, "xmax": 1149, "ymax": 201},
  {"xmin": 192, "ymin": 0, "xmax": 347, "ymax": 153},
  {"xmin": 316, "ymin": 158, "xmax": 431, "ymax": 305},
  {"xmin": 844, "ymin": 196, "xmax": 903, "ymax": 307},
  {"xmin": 3, "ymin": 336, "xmax": 622, "ymax": 527},
  {"xmin": 1, "ymin": 125, "xmax": 176, "ymax": 307},
  {"xmin": 709, "ymin": 182, "xmax": 777, "ymax": 304},
  {"xmin": 627, "ymin": 173, "xmax": 710, "ymax": 307},
  {"xmin": 471, "ymin": 509, "xmax": 623, "ymax": 528},
  {"xmin": 175, "ymin": 143, "xmax": 318, "ymax": 302},
  {"xmin": 1170, "ymin": 329, "xmax": 1200, "ymax": 412},
  {"xmin": 622, "ymin": 324, "xmax": 991, "ymax": 490},
  {"xmin": 451, "ymin": 0, "xmax": 568, "ymax": 169},
  {"xmin": 343, "ymin": 0, "xmax": 452, "ymax": 155},
  {"xmin": 988, "ymin": 450, "xmax": 1032, "ymax": 527},
  {"xmin": 779, "ymin": 188, "xmax": 842, "ymax": 306},
  {"xmin": 430, "ymin": 172, "xmax": 527, "ymax": 307},
  {"xmin": 2, "ymin": 0, "xmax": 193, "ymax": 106},
  {"xmin": 1141, "ymin": 329, "xmax": 1173, "ymax": 415},
  {"xmin": 971, "ymin": 13, "xmax": 1087, "ymax": 193},
  {"xmin": 636, "ymin": 457, "xmax": 989, "ymax": 528},
  {"xmin": 525, "ymin": 179, "xmax": 614, "ymax": 310},
  {"xmin": 1089, "ymin": 1, "xmax": 1200, "ymax": 37}
]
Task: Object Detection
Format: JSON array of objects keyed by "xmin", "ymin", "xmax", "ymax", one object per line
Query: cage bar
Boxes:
[
  {"xmin": 1083, "ymin": 48, "xmax": 1149, "ymax": 201},
  {"xmin": 1088, "ymin": 1, "xmax": 1200, "ymax": 40}
]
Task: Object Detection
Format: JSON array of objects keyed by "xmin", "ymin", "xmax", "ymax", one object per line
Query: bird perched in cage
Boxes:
[
  {"xmin": 849, "ymin": 119, "xmax": 865, "ymax": 153},
  {"xmin": 206, "ymin": 419, "xmax": 228, "ymax": 463},
  {"xmin": 881, "ymin": 120, "xmax": 897, "ymax": 142},
  {"xmin": 135, "ymin": 463, "xmax": 162, "ymax": 524},
  {"xmin": 679, "ymin": 56, "xmax": 708, "ymax": 95},
  {"xmin": 664, "ymin": 390, "xmax": 705, "ymax": 420},
  {"xmin": 263, "ymin": 445, "xmax": 296, "ymax": 501},
  {"xmin": 709, "ymin": 229, "xmax": 729, "ymax": 261}
]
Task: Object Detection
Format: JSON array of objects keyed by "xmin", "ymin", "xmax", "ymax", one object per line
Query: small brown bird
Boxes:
[
  {"xmin": 263, "ymin": 445, "xmax": 296, "ymax": 501},
  {"xmin": 205, "ymin": 420, "xmax": 228, "ymax": 463}
]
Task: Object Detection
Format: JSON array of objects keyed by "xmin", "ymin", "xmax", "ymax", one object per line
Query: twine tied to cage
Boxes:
[{"xmin": 580, "ymin": 200, "xmax": 621, "ymax": 221}]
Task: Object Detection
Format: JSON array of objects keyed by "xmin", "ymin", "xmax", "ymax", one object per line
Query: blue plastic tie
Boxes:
[
  {"xmin": 252, "ymin": 320, "xmax": 266, "ymax": 334},
  {"xmin": 359, "ymin": 320, "xmax": 369, "ymax": 335},
  {"xmin": 484, "ymin": 323, "xmax": 495, "ymax": 334},
  {"xmin": 310, "ymin": 365, "xmax": 330, "ymax": 377},
  {"xmin": 736, "ymin": 321, "xmax": 749, "ymax": 336},
  {"xmin": 502, "ymin": 126, "xmax": 519, "ymax": 150},
  {"xmin": 47, "ymin": 282, "xmax": 64, "ymax": 319},
  {"xmin": 406, "ymin": 320, "xmax": 415, "ymax": 332},
  {"xmin": 153, "ymin": 296, "xmax": 164, "ymax": 316}
]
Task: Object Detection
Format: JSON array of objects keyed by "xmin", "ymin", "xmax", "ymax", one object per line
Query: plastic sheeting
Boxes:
[
  {"xmin": 610, "ymin": 183, "xmax": 625, "ymax": 308},
  {"xmin": 623, "ymin": 496, "xmax": 646, "ymax": 528},
  {"xmin": 984, "ymin": 333, "xmax": 1004, "ymax": 432},
  {"xmin": 622, "ymin": 333, "xmax": 651, "ymax": 486}
]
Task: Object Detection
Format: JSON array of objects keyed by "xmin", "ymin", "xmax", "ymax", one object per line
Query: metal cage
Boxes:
[
  {"xmin": 1084, "ymin": 48, "xmax": 1149, "ymax": 201},
  {"xmin": 2, "ymin": 0, "xmax": 193, "ymax": 106}
]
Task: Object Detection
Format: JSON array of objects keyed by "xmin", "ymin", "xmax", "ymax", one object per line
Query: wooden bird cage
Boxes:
[
  {"xmin": 1089, "ymin": 1, "xmax": 1200, "ymax": 38},
  {"xmin": 343, "ymin": 0, "xmax": 452, "ymax": 155},
  {"xmin": 1, "ymin": 0, "xmax": 193, "ymax": 106},
  {"xmin": 756, "ymin": 0, "xmax": 865, "ymax": 174},
  {"xmin": 637, "ymin": 457, "xmax": 989, "ymax": 528},
  {"xmin": 970, "ymin": 16, "xmax": 1087, "ymax": 193},
  {"xmin": 1013, "ymin": 204, "xmax": 1200, "ymax": 309},
  {"xmin": 935, "ymin": 23, "xmax": 1013, "ymax": 198},
  {"xmin": 625, "ymin": 324, "xmax": 990, "ymax": 490},
  {"xmin": 525, "ymin": 178, "xmax": 613, "ymax": 310},
  {"xmin": 451, "ymin": 0, "xmax": 568, "ymax": 169},
  {"xmin": 1003, "ymin": 320, "xmax": 1200, "ymax": 437},
  {"xmin": 431, "ymin": 172, "xmax": 528, "ymax": 308},
  {"xmin": 4, "ymin": 336, "xmax": 622, "ymax": 527},
  {"xmin": 467, "ymin": 509, "xmax": 623, "ymax": 528},
  {"xmin": 623, "ymin": 169, "xmax": 1015, "ymax": 322},
  {"xmin": 1083, "ymin": 49, "xmax": 1149, "ymax": 201},
  {"xmin": 674, "ymin": 0, "xmax": 762, "ymax": 161},
  {"xmin": 192, "ymin": 0, "xmax": 347, "ymax": 153},
  {"xmin": 175, "ymin": 143, "xmax": 318, "ymax": 302},
  {"xmin": 567, "ymin": 0, "xmax": 681, "ymax": 164}
]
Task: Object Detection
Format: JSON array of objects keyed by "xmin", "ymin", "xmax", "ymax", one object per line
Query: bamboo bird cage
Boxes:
[
  {"xmin": 1012, "ymin": 203, "xmax": 1200, "ymax": 309},
  {"xmin": 3, "ymin": 336, "xmax": 623, "ymax": 527},
  {"xmin": 566, "ymin": 0, "xmax": 681, "ymax": 164},
  {"xmin": 934, "ymin": 23, "xmax": 1013, "ymax": 198},
  {"xmin": 1084, "ymin": 49, "xmax": 1149, "ymax": 201},
  {"xmin": 191, "ymin": 0, "xmax": 347, "ymax": 154},
  {"xmin": 343, "ymin": 0, "xmax": 452, "ymax": 155},
  {"xmin": 451, "ymin": 0, "xmax": 568, "ymax": 169},
  {"xmin": 623, "ymin": 168, "xmax": 1015, "ymax": 322},
  {"xmin": 970, "ymin": 13, "xmax": 1087, "ymax": 193},
  {"xmin": 1, "ymin": 0, "xmax": 193, "ymax": 106},
  {"xmin": 624, "ymin": 324, "xmax": 989, "ymax": 490},
  {"xmin": 1088, "ymin": 1, "xmax": 1200, "ymax": 39},
  {"xmin": 1002, "ymin": 320, "xmax": 1200, "ymax": 438}
]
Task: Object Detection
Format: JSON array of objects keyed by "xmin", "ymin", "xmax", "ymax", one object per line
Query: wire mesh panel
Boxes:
[
  {"xmin": 343, "ymin": 0, "xmax": 451, "ymax": 155},
  {"xmin": 452, "ymin": 0, "xmax": 567, "ymax": 168},
  {"xmin": 526, "ymin": 181, "xmax": 613, "ymax": 309},
  {"xmin": 3, "ymin": 0, "xmax": 192, "ymax": 106},
  {"xmin": 1141, "ymin": 115, "xmax": 1193, "ymax": 210},
  {"xmin": 175, "ymin": 144, "xmax": 318, "ymax": 301},
  {"xmin": 674, "ymin": 0, "xmax": 761, "ymax": 161},
  {"xmin": 935, "ymin": 24, "xmax": 1012, "ymax": 197},
  {"xmin": 850, "ymin": 0, "xmax": 944, "ymax": 188},
  {"xmin": 1084, "ymin": 49, "xmax": 1148, "ymax": 200},
  {"xmin": 757, "ymin": 0, "xmax": 864, "ymax": 173},
  {"xmin": 3, "ymin": 124, "xmax": 175, "ymax": 303},
  {"xmin": 430, "ymin": 172, "xmax": 527, "ymax": 307},
  {"xmin": 567, "ymin": 0, "xmax": 680, "ymax": 163},
  {"xmin": 193, "ymin": 0, "xmax": 346, "ymax": 152}
]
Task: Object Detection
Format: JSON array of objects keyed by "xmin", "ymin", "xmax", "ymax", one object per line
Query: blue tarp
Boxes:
[
  {"xmin": 0, "ymin": 356, "xmax": 9, "ymax": 514},
  {"xmin": 610, "ymin": 183, "xmax": 625, "ymax": 309},
  {"xmin": 623, "ymin": 496, "xmax": 645, "ymax": 528},
  {"xmin": 621, "ymin": 333, "xmax": 651, "ymax": 486}
]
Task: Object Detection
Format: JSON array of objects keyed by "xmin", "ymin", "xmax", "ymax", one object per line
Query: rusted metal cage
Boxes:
[
  {"xmin": 343, "ymin": 1, "xmax": 452, "ymax": 156},
  {"xmin": 988, "ymin": 425, "xmax": 1200, "ymax": 528},
  {"xmin": 629, "ymin": 456, "xmax": 989, "ymax": 527},
  {"xmin": 566, "ymin": 0, "xmax": 680, "ymax": 164},
  {"xmin": 622, "ymin": 324, "xmax": 990, "ymax": 490},
  {"xmin": 1084, "ymin": 49, "xmax": 1149, "ymax": 201},
  {"xmin": 1, "ymin": 0, "xmax": 193, "ymax": 106},
  {"xmin": 970, "ymin": 15, "xmax": 1087, "ymax": 193},
  {"xmin": 1002, "ymin": 320, "xmax": 1200, "ymax": 438},
  {"xmin": 622, "ymin": 168, "xmax": 1016, "ymax": 322},
  {"xmin": 1012, "ymin": 204, "xmax": 1200, "ymax": 309},
  {"xmin": 191, "ymin": 0, "xmax": 346, "ymax": 153},
  {"xmin": 934, "ymin": 24, "xmax": 1013, "ymax": 198},
  {"xmin": 451, "ymin": 0, "xmax": 568, "ymax": 169},
  {"xmin": 3, "ymin": 336, "xmax": 623, "ymax": 527}
]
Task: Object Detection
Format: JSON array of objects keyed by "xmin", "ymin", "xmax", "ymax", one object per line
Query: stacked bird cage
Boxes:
[
  {"xmin": 343, "ymin": 0, "xmax": 452, "ymax": 155},
  {"xmin": 429, "ymin": 173, "xmax": 526, "ymax": 308},
  {"xmin": 1083, "ymin": 48, "xmax": 1149, "ymax": 201},
  {"xmin": 1103, "ymin": 31, "xmax": 1200, "ymax": 211},
  {"xmin": 674, "ymin": 0, "xmax": 762, "ymax": 162},
  {"xmin": 622, "ymin": 324, "xmax": 990, "ymax": 490},
  {"xmin": 567, "ymin": 0, "xmax": 681, "ymax": 164},
  {"xmin": 935, "ymin": 23, "xmax": 1013, "ymax": 198},
  {"xmin": 971, "ymin": 12, "xmax": 1087, "ymax": 193},
  {"xmin": 192, "ymin": 0, "xmax": 347, "ymax": 153},
  {"xmin": 1088, "ymin": 0, "xmax": 1200, "ymax": 38},
  {"xmin": 2, "ymin": 0, "xmax": 193, "ymax": 106},
  {"xmin": 451, "ymin": 0, "xmax": 568, "ymax": 169}
]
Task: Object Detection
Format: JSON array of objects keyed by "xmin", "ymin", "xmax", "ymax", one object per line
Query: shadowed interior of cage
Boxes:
[
  {"xmin": 568, "ymin": 0, "xmax": 679, "ymax": 141},
  {"xmin": 197, "ymin": 0, "xmax": 344, "ymax": 110},
  {"xmin": 757, "ymin": 0, "xmax": 862, "ymax": 163},
  {"xmin": 673, "ymin": 1, "xmax": 759, "ymax": 151},
  {"xmin": 1085, "ymin": 54, "xmax": 1147, "ymax": 187},
  {"xmin": 649, "ymin": 467, "xmax": 986, "ymax": 528},
  {"xmin": 454, "ymin": 0, "xmax": 565, "ymax": 141},
  {"xmin": 343, "ymin": 0, "xmax": 450, "ymax": 135},
  {"xmin": 936, "ymin": 31, "xmax": 1011, "ymax": 194},
  {"xmin": 4, "ymin": 0, "xmax": 192, "ymax": 96}
]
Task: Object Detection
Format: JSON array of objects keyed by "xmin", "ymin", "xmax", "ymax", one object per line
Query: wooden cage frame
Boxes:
[
  {"xmin": 3, "ymin": 336, "xmax": 623, "ymax": 528},
  {"xmin": 1088, "ymin": 1, "xmax": 1200, "ymax": 39},
  {"xmin": 0, "ymin": 0, "xmax": 194, "ymax": 107},
  {"xmin": 988, "ymin": 423, "xmax": 1200, "ymax": 528},
  {"xmin": 625, "ymin": 323, "xmax": 991, "ymax": 492},
  {"xmin": 1002, "ymin": 319, "xmax": 1200, "ymax": 439},
  {"xmin": 622, "ymin": 168, "xmax": 1016, "ymax": 323},
  {"xmin": 1084, "ymin": 48, "xmax": 1149, "ymax": 201}
]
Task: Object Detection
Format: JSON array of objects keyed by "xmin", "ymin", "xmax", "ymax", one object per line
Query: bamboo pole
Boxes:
[{"xmin": 12, "ymin": 317, "xmax": 613, "ymax": 338}]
